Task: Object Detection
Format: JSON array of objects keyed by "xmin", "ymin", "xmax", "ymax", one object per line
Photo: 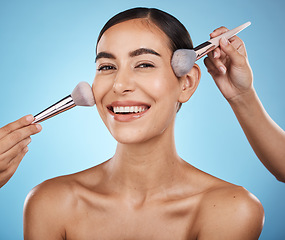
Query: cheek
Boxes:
[
  {"xmin": 92, "ymin": 77, "xmax": 101, "ymax": 103},
  {"xmin": 92, "ymin": 75, "xmax": 113, "ymax": 104},
  {"xmin": 138, "ymin": 73, "xmax": 179, "ymax": 103}
]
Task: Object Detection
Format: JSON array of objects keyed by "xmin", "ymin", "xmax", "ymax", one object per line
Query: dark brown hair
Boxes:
[{"xmin": 96, "ymin": 7, "xmax": 193, "ymax": 52}]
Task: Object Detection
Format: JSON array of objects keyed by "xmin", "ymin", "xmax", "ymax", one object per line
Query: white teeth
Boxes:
[{"xmin": 113, "ymin": 106, "xmax": 148, "ymax": 114}]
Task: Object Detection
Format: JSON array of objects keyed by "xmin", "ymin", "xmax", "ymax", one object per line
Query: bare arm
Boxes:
[
  {"xmin": 0, "ymin": 115, "xmax": 42, "ymax": 188},
  {"xmin": 230, "ymin": 88, "xmax": 285, "ymax": 182},
  {"xmin": 204, "ymin": 27, "xmax": 285, "ymax": 182}
]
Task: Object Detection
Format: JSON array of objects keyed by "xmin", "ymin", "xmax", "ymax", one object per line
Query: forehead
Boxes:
[{"xmin": 97, "ymin": 19, "xmax": 172, "ymax": 55}]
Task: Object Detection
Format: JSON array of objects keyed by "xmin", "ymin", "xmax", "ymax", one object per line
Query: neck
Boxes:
[{"xmin": 104, "ymin": 120, "xmax": 183, "ymax": 200}]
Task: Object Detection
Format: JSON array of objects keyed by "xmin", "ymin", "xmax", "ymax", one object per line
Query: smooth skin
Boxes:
[
  {"xmin": 0, "ymin": 115, "xmax": 42, "ymax": 188},
  {"xmin": 204, "ymin": 27, "xmax": 285, "ymax": 182},
  {"xmin": 24, "ymin": 20, "xmax": 264, "ymax": 240}
]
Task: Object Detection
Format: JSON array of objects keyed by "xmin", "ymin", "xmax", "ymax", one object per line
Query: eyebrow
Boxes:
[
  {"xmin": 95, "ymin": 48, "xmax": 161, "ymax": 62},
  {"xmin": 129, "ymin": 48, "xmax": 161, "ymax": 57},
  {"xmin": 95, "ymin": 52, "xmax": 116, "ymax": 62}
]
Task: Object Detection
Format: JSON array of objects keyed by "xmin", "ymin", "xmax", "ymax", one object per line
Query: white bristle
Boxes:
[
  {"xmin": 171, "ymin": 49, "xmax": 197, "ymax": 77},
  {"xmin": 71, "ymin": 81, "xmax": 95, "ymax": 106}
]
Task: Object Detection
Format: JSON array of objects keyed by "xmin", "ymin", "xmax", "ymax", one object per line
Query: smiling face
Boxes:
[{"xmin": 93, "ymin": 19, "xmax": 186, "ymax": 144}]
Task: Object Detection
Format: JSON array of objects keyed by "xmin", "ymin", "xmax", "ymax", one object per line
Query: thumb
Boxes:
[{"xmin": 219, "ymin": 37, "xmax": 245, "ymax": 67}]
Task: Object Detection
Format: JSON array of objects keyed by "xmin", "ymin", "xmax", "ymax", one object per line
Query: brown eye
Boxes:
[
  {"xmin": 97, "ymin": 65, "xmax": 116, "ymax": 71},
  {"xmin": 135, "ymin": 63, "xmax": 154, "ymax": 68}
]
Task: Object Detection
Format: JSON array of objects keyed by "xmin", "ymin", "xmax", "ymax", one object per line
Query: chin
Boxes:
[{"xmin": 111, "ymin": 130, "xmax": 151, "ymax": 145}]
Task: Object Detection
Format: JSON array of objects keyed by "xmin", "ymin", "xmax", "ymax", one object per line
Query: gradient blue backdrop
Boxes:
[{"xmin": 0, "ymin": 0, "xmax": 284, "ymax": 239}]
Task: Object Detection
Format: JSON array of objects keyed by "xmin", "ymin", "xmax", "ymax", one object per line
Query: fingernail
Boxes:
[
  {"xmin": 221, "ymin": 37, "xmax": 229, "ymax": 46},
  {"xmin": 219, "ymin": 66, "xmax": 227, "ymax": 74},
  {"xmin": 26, "ymin": 115, "xmax": 34, "ymax": 123},
  {"xmin": 36, "ymin": 124, "xmax": 42, "ymax": 131},
  {"xmin": 27, "ymin": 137, "xmax": 32, "ymax": 144},
  {"xmin": 213, "ymin": 51, "xmax": 218, "ymax": 58},
  {"xmin": 23, "ymin": 146, "xmax": 29, "ymax": 153}
]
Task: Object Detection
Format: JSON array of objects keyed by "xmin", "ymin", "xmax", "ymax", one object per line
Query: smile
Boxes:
[
  {"xmin": 107, "ymin": 101, "xmax": 150, "ymax": 122},
  {"xmin": 113, "ymin": 106, "xmax": 149, "ymax": 114}
]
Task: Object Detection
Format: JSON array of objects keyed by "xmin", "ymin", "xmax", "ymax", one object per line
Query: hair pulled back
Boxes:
[{"xmin": 96, "ymin": 7, "xmax": 193, "ymax": 53}]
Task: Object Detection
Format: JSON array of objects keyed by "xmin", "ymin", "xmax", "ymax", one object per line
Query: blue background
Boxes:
[{"xmin": 0, "ymin": 0, "xmax": 284, "ymax": 239}]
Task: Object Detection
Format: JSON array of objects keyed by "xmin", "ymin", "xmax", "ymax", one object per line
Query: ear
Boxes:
[{"xmin": 178, "ymin": 64, "xmax": 201, "ymax": 103}]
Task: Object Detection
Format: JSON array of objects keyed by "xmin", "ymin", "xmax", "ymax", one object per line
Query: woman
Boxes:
[{"xmin": 23, "ymin": 7, "xmax": 264, "ymax": 239}]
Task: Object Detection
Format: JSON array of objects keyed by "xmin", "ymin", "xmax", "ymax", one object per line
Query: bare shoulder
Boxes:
[
  {"xmin": 23, "ymin": 174, "xmax": 79, "ymax": 239},
  {"xmin": 23, "ymin": 164, "xmax": 105, "ymax": 239},
  {"xmin": 24, "ymin": 174, "xmax": 76, "ymax": 211},
  {"xmin": 197, "ymin": 183, "xmax": 264, "ymax": 240},
  {"xmin": 24, "ymin": 164, "xmax": 105, "ymax": 212}
]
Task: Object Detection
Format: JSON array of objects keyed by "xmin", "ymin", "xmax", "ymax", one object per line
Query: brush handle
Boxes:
[
  {"xmin": 209, "ymin": 21, "xmax": 251, "ymax": 46},
  {"xmin": 194, "ymin": 21, "xmax": 251, "ymax": 60},
  {"xmin": 194, "ymin": 42, "xmax": 215, "ymax": 60},
  {"xmin": 33, "ymin": 95, "xmax": 75, "ymax": 123}
]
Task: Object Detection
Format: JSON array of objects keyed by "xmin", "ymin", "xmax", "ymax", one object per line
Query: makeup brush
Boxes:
[
  {"xmin": 33, "ymin": 81, "xmax": 95, "ymax": 123},
  {"xmin": 171, "ymin": 22, "xmax": 251, "ymax": 77}
]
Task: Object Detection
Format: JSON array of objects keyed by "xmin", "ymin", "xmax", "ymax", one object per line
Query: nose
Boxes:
[{"xmin": 112, "ymin": 68, "xmax": 135, "ymax": 95}]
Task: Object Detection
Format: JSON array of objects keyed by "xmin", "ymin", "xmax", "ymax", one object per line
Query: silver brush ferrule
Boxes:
[{"xmin": 33, "ymin": 95, "xmax": 75, "ymax": 123}]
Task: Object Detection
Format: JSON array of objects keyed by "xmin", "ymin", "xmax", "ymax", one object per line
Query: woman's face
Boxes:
[{"xmin": 93, "ymin": 19, "xmax": 184, "ymax": 144}]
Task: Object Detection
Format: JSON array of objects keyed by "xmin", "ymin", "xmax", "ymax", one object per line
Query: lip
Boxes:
[{"xmin": 106, "ymin": 101, "xmax": 151, "ymax": 122}]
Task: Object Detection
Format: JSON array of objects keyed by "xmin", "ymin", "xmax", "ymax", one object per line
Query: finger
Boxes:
[
  {"xmin": 210, "ymin": 28, "xmax": 244, "ymax": 51},
  {"xmin": 211, "ymin": 37, "xmax": 246, "ymax": 65},
  {"xmin": 0, "ymin": 137, "xmax": 31, "ymax": 171},
  {"xmin": 210, "ymin": 26, "xmax": 247, "ymax": 56},
  {"xmin": 0, "ymin": 144, "xmax": 28, "ymax": 175},
  {"xmin": 227, "ymin": 35, "xmax": 247, "ymax": 57},
  {"xmin": 0, "ymin": 124, "xmax": 41, "ymax": 154},
  {"xmin": 209, "ymin": 26, "xmax": 229, "ymax": 59},
  {"xmin": 0, "ymin": 115, "xmax": 34, "ymax": 140},
  {"xmin": 206, "ymin": 50, "xmax": 227, "ymax": 75},
  {"xmin": 204, "ymin": 57, "xmax": 216, "ymax": 76},
  {"xmin": 219, "ymin": 37, "xmax": 246, "ymax": 67},
  {"xmin": 204, "ymin": 57, "xmax": 224, "ymax": 78},
  {"xmin": 210, "ymin": 26, "xmax": 229, "ymax": 39},
  {"xmin": 0, "ymin": 148, "xmax": 27, "ymax": 188},
  {"xmin": 209, "ymin": 47, "xmax": 228, "ymax": 63},
  {"xmin": 212, "ymin": 48, "xmax": 221, "ymax": 59}
]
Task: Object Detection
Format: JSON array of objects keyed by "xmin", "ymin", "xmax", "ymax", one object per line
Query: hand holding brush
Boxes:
[
  {"xmin": 33, "ymin": 81, "xmax": 95, "ymax": 123},
  {"xmin": 0, "ymin": 81, "xmax": 95, "ymax": 188}
]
